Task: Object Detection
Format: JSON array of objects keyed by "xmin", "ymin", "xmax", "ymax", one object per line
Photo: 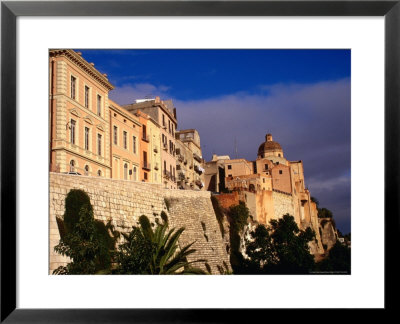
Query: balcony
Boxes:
[
  {"xmin": 299, "ymin": 192, "xmax": 308, "ymax": 202},
  {"xmin": 178, "ymin": 171, "xmax": 185, "ymax": 180},
  {"xmin": 142, "ymin": 162, "xmax": 151, "ymax": 171},
  {"xmin": 142, "ymin": 134, "xmax": 150, "ymax": 142},
  {"xmin": 163, "ymin": 170, "xmax": 171, "ymax": 179},
  {"xmin": 193, "ymin": 152, "xmax": 202, "ymax": 162},
  {"xmin": 194, "ymin": 164, "xmax": 205, "ymax": 174}
]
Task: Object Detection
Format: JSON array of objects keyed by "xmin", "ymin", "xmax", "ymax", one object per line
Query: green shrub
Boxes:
[
  {"xmin": 53, "ymin": 189, "xmax": 118, "ymax": 275},
  {"xmin": 63, "ymin": 189, "xmax": 93, "ymax": 233}
]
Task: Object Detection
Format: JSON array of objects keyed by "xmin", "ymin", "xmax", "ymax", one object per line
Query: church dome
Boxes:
[{"xmin": 257, "ymin": 134, "xmax": 283, "ymax": 158}]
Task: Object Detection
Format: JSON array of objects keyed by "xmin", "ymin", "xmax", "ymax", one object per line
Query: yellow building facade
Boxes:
[
  {"xmin": 109, "ymin": 100, "xmax": 141, "ymax": 181},
  {"xmin": 49, "ymin": 49, "xmax": 114, "ymax": 178}
]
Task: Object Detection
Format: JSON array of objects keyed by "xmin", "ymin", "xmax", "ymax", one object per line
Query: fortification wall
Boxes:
[
  {"xmin": 214, "ymin": 191, "xmax": 239, "ymax": 209},
  {"xmin": 272, "ymin": 191, "xmax": 295, "ymax": 220},
  {"xmin": 49, "ymin": 173, "xmax": 230, "ymax": 274}
]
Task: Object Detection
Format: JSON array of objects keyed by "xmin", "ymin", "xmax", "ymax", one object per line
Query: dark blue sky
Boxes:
[{"xmin": 78, "ymin": 49, "xmax": 351, "ymax": 234}]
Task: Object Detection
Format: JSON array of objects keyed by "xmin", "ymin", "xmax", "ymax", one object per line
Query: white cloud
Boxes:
[{"xmin": 109, "ymin": 83, "xmax": 171, "ymax": 105}]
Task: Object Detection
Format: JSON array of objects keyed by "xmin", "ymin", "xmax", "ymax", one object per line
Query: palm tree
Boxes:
[
  {"xmin": 139, "ymin": 215, "xmax": 206, "ymax": 274},
  {"xmin": 115, "ymin": 215, "xmax": 206, "ymax": 274}
]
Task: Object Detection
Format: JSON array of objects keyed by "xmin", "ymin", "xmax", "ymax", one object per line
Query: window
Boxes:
[
  {"xmin": 70, "ymin": 76, "xmax": 76, "ymax": 99},
  {"xmin": 144, "ymin": 172, "xmax": 148, "ymax": 180},
  {"xmin": 162, "ymin": 114, "xmax": 165, "ymax": 126},
  {"xmin": 84, "ymin": 86, "xmax": 90, "ymax": 108},
  {"xmin": 173, "ymin": 167, "xmax": 175, "ymax": 180},
  {"xmin": 276, "ymin": 162, "xmax": 279, "ymax": 165},
  {"xmin": 227, "ymin": 165, "xmax": 232, "ymax": 170},
  {"xmin": 70, "ymin": 119, "xmax": 76, "ymax": 144},
  {"xmin": 97, "ymin": 134, "xmax": 102, "ymax": 156},
  {"xmin": 278, "ymin": 154, "xmax": 281, "ymax": 157},
  {"xmin": 123, "ymin": 131, "xmax": 127, "ymax": 149},
  {"xmin": 279, "ymin": 170, "xmax": 283, "ymax": 174},
  {"xmin": 124, "ymin": 163, "xmax": 128, "ymax": 180},
  {"xmin": 142, "ymin": 125, "xmax": 147, "ymax": 140},
  {"xmin": 97, "ymin": 95, "xmax": 102, "ymax": 116},
  {"xmin": 133, "ymin": 167, "xmax": 137, "ymax": 180},
  {"xmin": 84, "ymin": 165, "xmax": 89, "ymax": 176},
  {"xmin": 97, "ymin": 170, "xmax": 102, "ymax": 177},
  {"xmin": 69, "ymin": 160, "xmax": 75, "ymax": 172},
  {"xmin": 113, "ymin": 126, "xmax": 118, "ymax": 145},
  {"xmin": 133, "ymin": 136, "xmax": 137, "ymax": 154},
  {"xmin": 265, "ymin": 164, "xmax": 268, "ymax": 170},
  {"xmin": 263, "ymin": 178, "xmax": 266, "ymax": 183},
  {"xmin": 168, "ymin": 120, "xmax": 171, "ymax": 133},
  {"xmin": 143, "ymin": 151, "xmax": 148, "ymax": 168},
  {"xmin": 84, "ymin": 127, "xmax": 89, "ymax": 151},
  {"xmin": 164, "ymin": 160, "xmax": 167, "ymax": 173}
]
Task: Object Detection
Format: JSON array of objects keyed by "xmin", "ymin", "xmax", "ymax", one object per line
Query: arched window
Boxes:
[
  {"xmin": 84, "ymin": 165, "xmax": 89, "ymax": 176},
  {"xmin": 124, "ymin": 163, "xmax": 128, "ymax": 180},
  {"xmin": 69, "ymin": 160, "xmax": 75, "ymax": 172},
  {"xmin": 97, "ymin": 170, "xmax": 102, "ymax": 177},
  {"xmin": 133, "ymin": 167, "xmax": 137, "ymax": 181}
]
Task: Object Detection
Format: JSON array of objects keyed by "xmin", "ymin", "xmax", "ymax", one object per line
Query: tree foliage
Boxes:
[
  {"xmin": 54, "ymin": 205, "xmax": 108, "ymax": 274},
  {"xmin": 318, "ymin": 207, "xmax": 333, "ymax": 219},
  {"xmin": 53, "ymin": 189, "xmax": 118, "ymax": 275},
  {"xmin": 316, "ymin": 241, "xmax": 351, "ymax": 273},
  {"xmin": 244, "ymin": 214, "xmax": 316, "ymax": 274},
  {"xmin": 114, "ymin": 215, "xmax": 206, "ymax": 274},
  {"xmin": 227, "ymin": 201, "xmax": 250, "ymax": 273}
]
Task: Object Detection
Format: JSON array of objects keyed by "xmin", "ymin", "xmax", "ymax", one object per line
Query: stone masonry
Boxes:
[{"xmin": 49, "ymin": 172, "xmax": 230, "ymax": 274}]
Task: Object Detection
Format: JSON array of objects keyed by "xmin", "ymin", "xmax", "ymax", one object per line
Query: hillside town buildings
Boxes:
[
  {"xmin": 49, "ymin": 49, "xmax": 324, "ymax": 254},
  {"xmin": 206, "ymin": 134, "xmax": 324, "ymax": 254},
  {"xmin": 49, "ymin": 49, "xmax": 205, "ymax": 190}
]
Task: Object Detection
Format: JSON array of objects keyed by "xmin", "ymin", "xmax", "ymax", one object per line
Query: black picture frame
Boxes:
[{"xmin": 1, "ymin": 0, "xmax": 399, "ymax": 322}]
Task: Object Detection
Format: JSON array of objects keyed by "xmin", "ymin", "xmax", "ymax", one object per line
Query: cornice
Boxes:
[{"xmin": 49, "ymin": 49, "xmax": 115, "ymax": 91}]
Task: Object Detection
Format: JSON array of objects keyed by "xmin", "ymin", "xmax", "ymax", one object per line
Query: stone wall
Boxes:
[
  {"xmin": 49, "ymin": 173, "xmax": 230, "ymax": 274},
  {"xmin": 319, "ymin": 218, "xmax": 338, "ymax": 251},
  {"xmin": 214, "ymin": 191, "xmax": 240, "ymax": 209},
  {"xmin": 272, "ymin": 191, "xmax": 295, "ymax": 220}
]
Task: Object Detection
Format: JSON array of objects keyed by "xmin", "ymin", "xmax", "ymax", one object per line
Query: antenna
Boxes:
[{"xmin": 234, "ymin": 136, "xmax": 238, "ymax": 159}]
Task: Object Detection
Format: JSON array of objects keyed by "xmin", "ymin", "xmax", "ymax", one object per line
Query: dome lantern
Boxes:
[{"xmin": 257, "ymin": 133, "xmax": 284, "ymax": 158}]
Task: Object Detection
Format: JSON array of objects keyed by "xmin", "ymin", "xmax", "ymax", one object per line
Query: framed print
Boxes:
[{"xmin": 1, "ymin": 0, "xmax": 399, "ymax": 321}]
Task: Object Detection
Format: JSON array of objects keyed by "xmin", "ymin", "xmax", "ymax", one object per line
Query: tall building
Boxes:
[
  {"xmin": 49, "ymin": 49, "xmax": 114, "ymax": 177},
  {"xmin": 123, "ymin": 97, "xmax": 178, "ymax": 189},
  {"xmin": 175, "ymin": 129, "xmax": 205, "ymax": 190},
  {"xmin": 147, "ymin": 116, "xmax": 162, "ymax": 184}
]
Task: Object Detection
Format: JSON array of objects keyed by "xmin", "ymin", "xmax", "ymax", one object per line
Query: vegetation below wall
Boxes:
[
  {"xmin": 54, "ymin": 189, "xmax": 119, "ymax": 274},
  {"xmin": 54, "ymin": 189, "xmax": 207, "ymax": 275},
  {"xmin": 53, "ymin": 188, "xmax": 350, "ymax": 275}
]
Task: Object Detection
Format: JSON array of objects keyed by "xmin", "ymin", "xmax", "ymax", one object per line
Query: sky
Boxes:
[{"xmin": 77, "ymin": 49, "xmax": 351, "ymax": 234}]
